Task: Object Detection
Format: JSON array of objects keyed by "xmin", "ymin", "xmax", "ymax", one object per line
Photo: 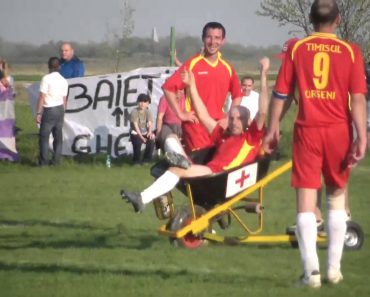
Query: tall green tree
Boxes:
[{"xmin": 257, "ymin": 0, "xmax": 370, "ymax": 60}]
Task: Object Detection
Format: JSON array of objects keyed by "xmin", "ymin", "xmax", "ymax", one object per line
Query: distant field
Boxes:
[{"xmin": 10, "ymin": 55, "xmax": 280, "ymax": 82}]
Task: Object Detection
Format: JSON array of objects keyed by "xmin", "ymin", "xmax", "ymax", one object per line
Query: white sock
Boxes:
[
  {"xmin": 164, "ymin": 137, "xmax": 185, "ymax": 155},
  {"xmin": 296, "ymin": 212, "xmax": 320, "ymax": 276},
  {"xmin": 141, "ymin": 171, "xmax": 179, "ymax": 204},
  {"xmin": 327, "ymin": 209, "xmax": 347, "ymax": 272}
]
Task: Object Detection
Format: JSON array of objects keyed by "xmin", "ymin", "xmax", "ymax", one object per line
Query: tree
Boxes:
[
  {"xmin": 115, "ymin": 0, "xmax": 135, "ymax": 71},
  {"xmin": 257, "ymin": 0, "xmax": 370, "ymax": 60}
]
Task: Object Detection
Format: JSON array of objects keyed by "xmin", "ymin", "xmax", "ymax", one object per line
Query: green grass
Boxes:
[
  {"xmin": 0, "ymin": 85, "xmax": 369, "ymax": 297},
  {"xmin": 13, "ymin": 74, "xmax": 42, "ymax": 82}
]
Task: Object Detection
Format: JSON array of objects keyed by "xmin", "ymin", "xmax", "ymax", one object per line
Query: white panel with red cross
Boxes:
[{"xmin": 225, "ymin": 162, "xmax": 258, "ymax": 198}]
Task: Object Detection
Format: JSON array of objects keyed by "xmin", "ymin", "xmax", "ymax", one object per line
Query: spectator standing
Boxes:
[
  {"xmin": 162, "ymin": 22, "xmax": 243, "ymax": 154},
  {"xmin": 60, "ymin": 42, "xmax": 85, "ymax": 79},
  {"xmin": 130, "ymin": 94, "xmax": 155, "ymax": 165},
  {"xmin": 239, "ymin": 76, "xmax": 259, "ymax": 120},
  {"xmin": 0, "ymin": 58, "xmax": 18, "ymax": 161},
  {"xmin": 264, "ymin": 0, "xmax": 367, "ymax": 288},
  {"xmin": 227, "ymin": 76, "xmax": 260, "ymax": 120},
  {"xmin": 36, "ymin": 57, "xmax": 68, "ymax": 166}
]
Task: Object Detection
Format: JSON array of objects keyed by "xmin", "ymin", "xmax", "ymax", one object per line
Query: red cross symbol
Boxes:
[{"xmin": 235, "ymin": 170, "xmax": 250, "ymax": 188}]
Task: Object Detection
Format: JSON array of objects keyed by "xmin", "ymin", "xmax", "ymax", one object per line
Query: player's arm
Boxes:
[
  {"xmin": 181, "ymin": 68, "xmax": 216, "ymax": 134},
  {"xmin": 230, "ymin": 97, "xmax": 242, "ymax": 108},
  {"xmin": 35, "ymin": 92, "xmax": 46, "ymax": 123},
  {"xmin": 263, "ymin": 92, "xmax": 287, "ymax": 154},
  {"xmin": 255, "ymin": 57, "xmax": 270, "ymax": 130},
  {"xmin": 162, "ymin": 87, "xmax": 182, "ymax": 119},
  {"xmin": 130, "ymin": 111, "xmax": 146, "ymax": 143},
  {"xmin": 156, "ymin": 111, "xmax": 164, "ymax": 136},
  {"xmin": 348, "ymin": 92, "xmax": 367, "ymax": 167}
]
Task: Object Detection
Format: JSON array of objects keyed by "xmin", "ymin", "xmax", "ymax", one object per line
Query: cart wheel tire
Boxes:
[
  {"xmin": 344, "ymin": 221, "xmax": 364, "ymax": 251},
  {"xmin": 168, "ymin": 205, "xmax": 209, "ymax": 249}
]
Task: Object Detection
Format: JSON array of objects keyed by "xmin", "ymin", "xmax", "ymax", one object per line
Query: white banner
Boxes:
[{"xmin": 27, "ymin": 67, "xmax": 177, "ymax": 157}]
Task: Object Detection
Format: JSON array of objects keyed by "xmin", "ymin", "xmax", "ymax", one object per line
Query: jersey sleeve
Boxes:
[
  {"xmin": 246, "ymin": 120, "xmax": 264, "ymax": 145},
  {"xmin": 229, "ymin": 67, "xmax": 243, "ymax": 100},
  {"xmin": 349, "ymin": 44, "xmax": 367, "ymax": 95},
  {"xmin": 209, "ymin": 124, "xmax": 224, "ymax": 145},
  {"xmin": 162, "ymin": 63, "xmax": 188, "ymax": 93},
  {"xmin": 274, "ymin": 45, "xmax": 296, "ymax": 98}
]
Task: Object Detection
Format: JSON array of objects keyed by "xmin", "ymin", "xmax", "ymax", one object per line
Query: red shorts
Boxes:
[
  {"xmin": 292, "ymin": 123, "xmax": 352, "ymax": 189},
  {"xmin": 182, "ymin": 122, "xmax": 214, "ymax": 153}
]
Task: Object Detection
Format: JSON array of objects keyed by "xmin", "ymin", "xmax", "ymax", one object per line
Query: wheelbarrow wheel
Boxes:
[
  {"xmin": 168, "ymin": 205, "xmax": 209, "ymax": 249},
  {"xmin": 344, "ymin": 221, "xmax": 364, "ymax": 251}
]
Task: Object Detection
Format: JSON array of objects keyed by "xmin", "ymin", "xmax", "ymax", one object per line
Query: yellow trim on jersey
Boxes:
[
  {"xmin": 189, "ymin": 54, "xmax": 205, "ymax": 71},
  {"xmin": 291, "ymin": 33, "xmax": 355, "ymax": 62},
  {"xmin": 348, "ymin": 93, "xmax": 351, "ymax": 110},
  {"xmin": 223, "ymin": 140, "xmax": 253, "ymax": 170},
  {"xmin": 186, "ymin": 52, "xmax": 232, "ymax": 112},
  {"xmin": 185, "ymin": 93, "xmax": 192, "ymax": 112}
]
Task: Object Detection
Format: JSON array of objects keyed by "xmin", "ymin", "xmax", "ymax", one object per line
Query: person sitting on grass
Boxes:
[{"xmin": 121, "ymin": 57, "xmax": 270, "ymax": 213}]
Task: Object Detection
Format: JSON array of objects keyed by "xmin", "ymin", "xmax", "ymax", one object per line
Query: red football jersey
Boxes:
[
  {"xmin": 206, "ymin": 121, "xmax": 264, "ymax": 173},
  {"xmin": 162, "ymin": 52, "xmax": 242, "ymax": 151},
  {"xmin": 274, "ymin": 32, "xmax": 367, "ymax": 126}
]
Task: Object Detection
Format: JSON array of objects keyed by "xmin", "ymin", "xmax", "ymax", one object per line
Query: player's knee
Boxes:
[{"xmin": 327, "ymin": 192, "xmax": 346, "ymax": 210}]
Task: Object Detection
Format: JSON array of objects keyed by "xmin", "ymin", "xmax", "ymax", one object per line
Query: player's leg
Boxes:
[
  {"xmin": 122, "ymin": 164, "xmax": 212, "ymax": 212},
  {"xmin": 322, "ymin": 123, "xmax": 351, "ymax": 284},
  {"xmin": 292, "ymin": 125, "xmax": 322, "ymax": 288}
]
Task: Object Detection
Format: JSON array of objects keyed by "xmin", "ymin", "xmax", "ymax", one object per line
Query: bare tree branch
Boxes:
[{"xmin": 257, "ymin": 0, "xmax": 370, "ymax": 60}]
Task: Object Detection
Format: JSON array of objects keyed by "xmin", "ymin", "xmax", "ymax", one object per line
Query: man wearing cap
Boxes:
[{"xmin": 264, "ymin": 0, "xmax": 367, "ymax": 288}]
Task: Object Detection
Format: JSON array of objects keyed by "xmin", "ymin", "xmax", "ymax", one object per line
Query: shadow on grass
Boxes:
[
  {"xmin": 0, "ymin": 260, "xmax": 278, "ymax": 284},
  {"xmin": 0, "ymin": 219, "xmax": 161, "ymax": 250}
]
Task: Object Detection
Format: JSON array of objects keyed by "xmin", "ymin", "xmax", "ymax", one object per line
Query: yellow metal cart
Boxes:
[{"xmin": 150, "ymin": 152, "xmax": 364, "ymax": 250}]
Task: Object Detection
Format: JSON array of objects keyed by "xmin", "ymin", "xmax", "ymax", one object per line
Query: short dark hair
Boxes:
[
  {"xmin": 241, "ymin": 76, "xmax": 254, "ymax": 84},
  {"xmin": 310, "ymin": 0, "xmax": 339, "ymax": 25},
  {"xmin": 137, "ymin": 93, "xmax": 151, "ymax": 103},
  {"xmin": 202, "ymin": 22, "xmax": 226, "ymax": 40},
  {"xmin": 48, "ymin": 57, "xmax": 60, "ymax": 71}
]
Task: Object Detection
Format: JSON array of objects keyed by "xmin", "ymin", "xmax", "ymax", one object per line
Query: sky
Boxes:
[{"xmin": 0, "ymin": 0, "xmax": 300, "ymax": 48}]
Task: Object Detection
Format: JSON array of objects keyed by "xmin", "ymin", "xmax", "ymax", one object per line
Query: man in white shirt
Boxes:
[
  {"xmin": 226, "ymin": 76, "xmax": 259, "ymax": 121},
  {"xmin": 35, "ymin": 57, "xmax": 68, "ymax": 166},
  {"xmin": 239, "ymin": 76, "xmax": 259, "ymax": 120}
]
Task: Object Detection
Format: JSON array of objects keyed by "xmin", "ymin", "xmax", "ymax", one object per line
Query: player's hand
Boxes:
[
  {"xmin": 147, "ymin": 132, "xmax": 155, "ymax": 140},
  {"xmin": 260, "ymin": 57, "xmax": 270, "ymax": 73},
  {"xmin": 347, "ymin": 138, "xmax": 366, "ymax": 168},
  {"xmin": 262, "ymin": 130, "xmax": 280, "ymax": 154},
  {"xmin": 217, "ymin": 117, "xmax": 228, "ymax": 130},
  {"xmin": 35, "ymin": 114, "xmax": 42, "ymax": 124},
  {"xmin": 180, "ymin": 67, "xmax": 195, "ymax": 87},
  {"xmin": 179, "ymin": 110, "xmax": 199, "ymax": 124}
]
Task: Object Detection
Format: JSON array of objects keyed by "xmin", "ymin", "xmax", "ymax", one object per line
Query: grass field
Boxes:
[{"xmin": 0, "ymin": 83, "xmax": 369, "ymax": 297}]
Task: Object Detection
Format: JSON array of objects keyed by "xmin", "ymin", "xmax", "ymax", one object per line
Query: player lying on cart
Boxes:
[{"xmin": 121, "ymin": 57, "xmax": 270, "ymax": 213}]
